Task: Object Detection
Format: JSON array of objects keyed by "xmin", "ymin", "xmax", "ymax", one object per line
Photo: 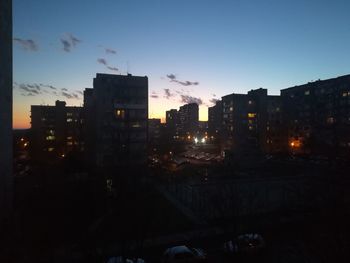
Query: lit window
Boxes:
[
  {"xmin": 131, "ymin": 122, "xmax": 141, "ymax": 128},
  {"xmin": 67, "ymin": 142, "xmax": 73, "ymax": 146},
  {"xmin": 276, "ymin": 107, "xmax": 280, "ymax": 112},
  {"xmin": 248, "ymin": 113, "xmax": 256, "ymax": 118},
  {"xmin": 48, "ymin": 147, "xmax": 54, "ymax": 152},
  {"xmin": 249, "ymin": 126, "xmax": 254, "ymax": 130},
  {"xmin": 46, "ymin": 136, "xmax": 55, "ymax": 141},
  {"xmin": 67, "ymin": 136, "xmax": 73, "ymax": 140},
  {"xmin": 327, "ymin": 117, "xmax": 335, "ymax": 124},
  {"xmin": 305, "ymin": 90, "xmax": 310, "ymax": 95},
  {"xmin": 115, "ymin": 109, "xmax": 125, "ymax": 119},
  {"xmin": 48, "ymin": 130, "xmax": 55, "ymax": 135},
  {"xmin": 67, "ymin": 118, "xmax": 73, "ymax": 122},
  {"xmin": 67, "ymin": 112, "xmax": 73, "ymax": 117},
  {"xmin": 230, "ymin": 106, "xmax": 233, "ymax": 112},
  {"xmin": 248, "ymin": 100, "xmax": 253, "ymax": 105}
]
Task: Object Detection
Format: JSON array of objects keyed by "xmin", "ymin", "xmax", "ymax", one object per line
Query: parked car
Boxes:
[
  {"xmin": 223, "ymin": 233, "xmax": 265, "ymax": 255},
  {"xmin": 162, "ymin": 245, "xmax": 206, "ymax": 263}
]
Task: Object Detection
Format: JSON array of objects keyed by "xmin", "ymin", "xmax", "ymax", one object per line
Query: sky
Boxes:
[{"xmin": 13, "ymin": 0, "xmax": 350, "ymax": 129}]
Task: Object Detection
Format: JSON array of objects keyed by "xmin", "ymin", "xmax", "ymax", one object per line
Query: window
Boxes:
[
  {"xmin": 248, "ymin": 100, "xmax": 253, "ymax": 105},
  {"xmin": 248, "ymin": 113, "xmax": 256, "ymax": 118},
  {"xmin": 48, "ymin": 147, "xmax": 54, "ymax": 152},
  {"xmin": 305, "ymin": 90, "xmax": 310, "ymax": 95},
  {"xmin": 67, "ymin": 118, "xmax": 73, "ymax": 122},
  {"xmin": 115, "ymin": 109, "xmax": 125, "ymax": 119},
  {"xmin": 46, "ymin": 136, "xmax": 55, "ymax": 141}
]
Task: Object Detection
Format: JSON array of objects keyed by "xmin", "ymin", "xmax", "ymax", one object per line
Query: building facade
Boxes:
[
  {"xmin": 84, "ymin": 73, "xmax": 148, "ymax": 167},
  {"xmin": 0, "ymin": 0, "xmax": 13, "ymax": 226},
  {"xmin": 281, "ymin": 74, "xmax": 350, "ymax": 157},
  {"xmin": 221, "ymin": 88, "xmax": 283, "ymax": 156},
  {"xmin": 178, "ymin": 103, "xmax": 199, "ymax": 137},
  {"xmin": 30, "ymin": 100, "xmax": 84, "ymax": 162},
  {"xmin": 208, "ymin": 100, "xmax": 222, "ymax": 140}
]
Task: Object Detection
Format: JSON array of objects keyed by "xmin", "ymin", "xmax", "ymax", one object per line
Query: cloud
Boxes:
[
  {"xmin": 107, "ymin": 66, "xmax": 119, "ymax": 72},
  {"xmin": 212, "ymin": 94, "xmax": 216, "ymax": 97},
  {"xmin": 166, "ymin": 74, "xmax": 199, "ymax": 86},
  {"xmin": 97, "ymin": 58, "xmax": 119, "ymax": 72},
  {"xmin": 166, "ymin": 74, "xmax": 176, "ymax": 81},
  {"xmin": 164, "ymin": 88, "xmax": 175, "ymax": 99},
  {"xmin": 177, "ymin": 80, "xmax": 199, "ymax": 86},
  {"xmin": 97, "ymin": 58, "xmax": 107, "ymax": 65},
  {"xmin": 76, "ymin": 90, "xmax": 84, "ymax": 95},
  {"xmin": 105, "ymin": 48, "xmax": 117, "ymax": 54},
  {"xmin": 15, "ymin": 82, "xmax": 81, "ymax": 100},
  {"xmin": 150, "ymin": 91, "xmax": 159, "ymax": 99},
  {"xmin": 180, "ymin": 95, "xmax": 203, "ymax": 105},
  {"xmin": 209, "ymin": 98, "xmax": 219, "ymax": 105},
  {"xmin": 60, "ymin": 33, "xmax": 81, "ymax": 52},
  {"xmin": 19, "ymin": 84, "xmax": 41, "ymax": 94},
  {"xmin": 13, "ymin": 38, "xmax": 38, "ymax": 51}
]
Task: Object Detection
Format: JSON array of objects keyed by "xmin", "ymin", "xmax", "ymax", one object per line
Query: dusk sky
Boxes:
[{"xmin": 13, "ymin": 0, "xmax": 350, "ymax": 129}]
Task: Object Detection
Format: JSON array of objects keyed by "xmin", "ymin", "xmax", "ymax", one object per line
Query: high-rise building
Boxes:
[
  {"xmin": 165, "ymin": 109, "xmax": 178, "ymax": 138},
  {"xmin": 281, "ymin": 74, "xmax": 350, "ymax": 157},
  {"xmin": 178, "ymin": 103, "xmax": 199, "ymax": 136},
  {"xmin": 208, "ymin": 100, "xmax": 222, "ymax": 139},
  {"xmin": 0, "ymin": 0, "xmax": 13, "ymax": 226},
  {"xmin": 148, "ymin": 118, "xmax": 161, "ymax": 144},
  {"xmin": 84, "ymin": 73, "xmax": 148, "ymax": 167},
  {"xmin": 221, "ymin": 88, "xmax": 283, "ymax": 155},
  {"xmin": 30, "ymin": 100, "xmax": 84, "ymax": 161}
]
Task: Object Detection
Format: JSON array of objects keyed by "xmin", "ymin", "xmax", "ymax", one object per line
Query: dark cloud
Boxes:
[
  {"xmin": 62, "ymin": 88, "xmax": 68, "ymax": 91},
  {"xmin": 166, "ymin": 74, "xmax": 176, "ymax": 81},
  {"xmin": 209, "ymin": 98, "xmax": 219, "ymax": 105},
  {"xmin": 97, "ymin": 58, "xmax": 119, "ymax": 72},
  {"xmin": 48, "ymin": 85, "xmax": 56, "ymax": 90},
  {"xmin": 107, "ymin": 66, "xmax": 119, "ymax": 72},
  {"xmin": 166, "ymin": 74, "xmax": 199, "ymax": 86},
  {"xmin": 150, "ymin": 91, "xmax": 159, "ymax": 99},
  {"xmin": 97, "ymin": 58, "xmax": 108, "ymax": 65},
  {"xmin": 164, "ymin": 88, "xmax": 175, "ymax": 99},
  {"xmin": 21, "ymin": 93, "xmax": 35, "ymax": 97},
  {"xmin": 105, "ymin": 48, "xmax": 117, "ymax": 54},
  {"xmin": 13, "ymin": 38, "xmax": 38, "ymax": 51},
  {"xmin": 180, "ymin": 95, "xmax": 203, "ymax": 105},
  {"xmin": 61, "ymin": 91, "xmax": 73, "ymax": 99},
  {"xmin": 19, "ymin": 84, "xmax": 41, "ymax": 95},
  {"xmin": 60, "ymin": 33, "xmax": 81, "ymax": 52},
  {"xmin": 177, "ymin": 80, "xmax": 199, "ymax": 86}
]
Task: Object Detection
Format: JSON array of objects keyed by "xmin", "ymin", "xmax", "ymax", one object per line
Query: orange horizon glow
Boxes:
[{"xmin": 13, "ymin": 99, "xmax": 209, "ymax": 129}]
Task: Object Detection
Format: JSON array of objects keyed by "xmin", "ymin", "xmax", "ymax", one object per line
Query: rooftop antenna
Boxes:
[{"xmin": 127, "ymin": 61, "xmax": 130, "ymax": 75}]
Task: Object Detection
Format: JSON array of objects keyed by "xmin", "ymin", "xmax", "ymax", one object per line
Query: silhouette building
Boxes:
[
  {"xmin": 221, "ymin": 88, "xmax": 283, "ymax": 156},
  {"xmin": 0, "ymin": 0, "xmax": 12, "ymax": 226},
  {"xmin": 165, "ymin": 109, "xmax": 179, "ymax": 139},
  {"xmin": 84, "ymin": 73, "xmax": 148, "ymax": 167},
  {"xmin": 208, "ymin": 100, "xmax": 222, "ymax": 139},
  {"xmin": 178, "ymin": 103, "xmax": 199, "ymax": 136},
  {"xmin": 281, "ymin": 74, "xmax": 350, "ymax": 157},
  {"xmin": 148, "ymin": 118, "xmax": 161, "ymax": 144},
  {"xmin": 30, "ymin": 100, "xmax": 84, "ymax": 161}
]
